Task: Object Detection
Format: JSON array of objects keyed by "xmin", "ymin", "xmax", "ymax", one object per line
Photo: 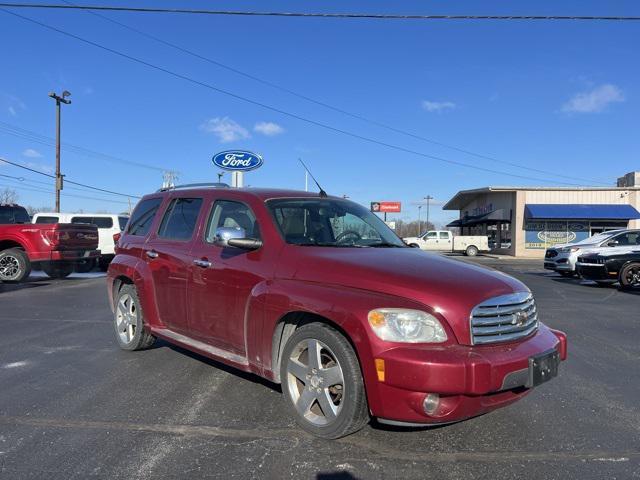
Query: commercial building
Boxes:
[{"xmin": 443, "ymin": 171, "xmax": 640, "ymax": 258}]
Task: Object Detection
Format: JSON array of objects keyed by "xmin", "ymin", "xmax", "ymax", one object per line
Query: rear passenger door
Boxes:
[{"xmin": 145, "ymin": 196, "xmax": 204, "ymax": 334}]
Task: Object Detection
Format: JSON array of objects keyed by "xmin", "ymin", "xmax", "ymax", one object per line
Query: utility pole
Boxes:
[
  {"xmin": 424, "ymin": 195, "xmax": 434, "ymax": 230},
  {"xmin": 48, "ymin": 90, "xmax": 71, "ymax": 212}
]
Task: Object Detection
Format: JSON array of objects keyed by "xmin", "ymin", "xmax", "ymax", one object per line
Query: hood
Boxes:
[{"xmin": 278, "ymin": 247, "xmax": 527, "ymax": 345}]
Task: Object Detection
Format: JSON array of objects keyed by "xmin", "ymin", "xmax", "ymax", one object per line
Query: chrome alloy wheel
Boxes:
[
  {"xmin": 116, "ymin": 293, "xmax": 138, "ymax": 344},
  {"xmin": 0, "ymin": 254, "xmax": 21, "ymax": 280},
  {"xmin": 286, "ymin": 338, "xmax": 345, "ymax": 426}
]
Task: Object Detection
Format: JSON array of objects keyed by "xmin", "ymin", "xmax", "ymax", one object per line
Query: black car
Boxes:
[{"xmin": 577, "ymin": 250, "xmax": 640, "ymax": 289}]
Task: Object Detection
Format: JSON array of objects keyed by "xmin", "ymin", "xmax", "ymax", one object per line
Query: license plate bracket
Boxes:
[{"xmin": 527, "ymin": 349, "xmax": 559, "ymax": 388}]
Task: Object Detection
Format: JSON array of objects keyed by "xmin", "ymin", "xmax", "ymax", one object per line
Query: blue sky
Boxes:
[{"xmin": 0, "ymin": 0, "xmax": 638, "ymax": 224}]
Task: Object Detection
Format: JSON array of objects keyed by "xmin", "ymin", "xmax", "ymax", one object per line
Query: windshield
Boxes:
[
  {"xmin": 573, "ymin": 231, "xmax": 619, "ymax": 246},
  {"xmin": 267, "ymin": 198, "xmax": 405, "ymax": 248}
]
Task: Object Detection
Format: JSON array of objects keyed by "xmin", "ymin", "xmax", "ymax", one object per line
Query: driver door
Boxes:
[{"xmin": 421, "ymin": 231, "xmax": 440, "ymax": 250}]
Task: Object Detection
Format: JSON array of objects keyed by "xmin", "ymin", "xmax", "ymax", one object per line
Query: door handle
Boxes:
[
  {"xmin": 145, "ymin": 250, "xmax": 159, "ymax": 259},
  {"xmin": 193, "ymin": 259, "xmax": 212, "ymax": 268}
]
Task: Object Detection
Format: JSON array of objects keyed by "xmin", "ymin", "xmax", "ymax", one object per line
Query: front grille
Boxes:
[
  {"xmin": 545, "ymin": 249, "xmax": 558, "ymax": 259},
  {"xmin": 577, "ymin": 256, "xmax": 605, "ymax": 265},
  {"xmin": 470, "ymin": 292, "xmax": 538, "ymax": 345}
]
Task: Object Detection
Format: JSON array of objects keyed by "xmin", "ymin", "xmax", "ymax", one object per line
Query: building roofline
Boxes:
[{"xmin": 443, "ymin": 185, "xmax": 640, "ymax": 210}]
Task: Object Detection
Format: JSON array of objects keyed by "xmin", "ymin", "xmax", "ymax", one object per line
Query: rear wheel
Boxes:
[
  {"xmin": 465, "ymin": 245, "xmax": 479, "ymax": 256},
  {"xmin": 42, "ymin": 262, "xmax": 74, "ymax": 279},
  {"xmin": 75, "ymin": 258, "xmax": 96, "ymax": 273},
  {"xmin": 0, "ymin": 248, "xmax": 31, "ymax": 283},
  {"xmin": 280, "ymin": 323, "xmax": 369, "ymax": 439},
  {"xmin": 619, "ymin": 263, "xmax": 640, "ymax": 290},
  {"xmin": 113, "ymin": 284, "xmax": 155, "ymax": 351}
]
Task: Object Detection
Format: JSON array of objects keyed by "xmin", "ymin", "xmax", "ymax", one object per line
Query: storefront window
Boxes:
[{"xmin": 523, "ymin": 221, "xmax": 624, "ymax": 249}]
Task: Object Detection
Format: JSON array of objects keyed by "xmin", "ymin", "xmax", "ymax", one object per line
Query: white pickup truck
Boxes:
[{"xmin": 402, "ymin": 230, "xmax": 489, "ymax": 256}]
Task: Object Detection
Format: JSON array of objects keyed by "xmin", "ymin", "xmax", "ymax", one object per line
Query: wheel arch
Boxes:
[
  {"xmin": 270, "ymin": 310, "xmax": 361, "ymax": 385},
  {"xmin": 0, "ymin": 239, "xmax": 26, "ymax": 252}
]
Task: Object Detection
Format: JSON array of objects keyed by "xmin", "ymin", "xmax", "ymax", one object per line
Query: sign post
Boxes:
[{"xmin": 212, "ymin": 150, "xmax": 263, "ymax": 187}]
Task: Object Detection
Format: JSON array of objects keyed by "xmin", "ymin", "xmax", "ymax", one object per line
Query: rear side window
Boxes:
[
  {"xmin": 439, "ymin": 232, "xmax": 449, "ymax": 239},
  {"xmin": 71, "ymin": 216, "xmax": 114, "ymax": 229},
  {"xmin": 157, "ymin": 198, "xmax": 203, "ymax": 241},
  {"xmin": 35, "ymin": 215, "xmax": 60, "ymax": 224},
  {"xmin": 128, "ymin": 198, "xmax": 163, "ymax": 236},
  {"xmin": 118, "ymin": 216, "xmax": 129, "ymax": 231},
  {"xmin": 0, "ymin": 206, "xmax": 30, "ymax": 224}
]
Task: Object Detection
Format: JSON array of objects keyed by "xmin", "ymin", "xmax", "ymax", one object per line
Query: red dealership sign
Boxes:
[{"xmin": 371, "ymin": 201, "xmax": 401, "ymax": 213}]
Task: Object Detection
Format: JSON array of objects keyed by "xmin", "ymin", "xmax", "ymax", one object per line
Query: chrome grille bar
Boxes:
[{"xmin": 470, "ymin": 292, "xmax": 538, "ymax": 345}]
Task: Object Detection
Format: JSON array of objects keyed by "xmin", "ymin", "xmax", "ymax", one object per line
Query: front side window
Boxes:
[
  {"xmin": 205, "ymin": 200, "xmax": 260, "ymax": 243},
  {"xmin": 267, "ymin": 198, "xmax": 405, "ymax": 248},
  {"xmin": 157, "ymin": 197, "xmax": 203, "ymax": 241},
  {"xmin": 424, "ymin": 232, "xmax": 437, "ymax": 240},
  {"xmin": 613, "ymin": 232, "xmax": 640, "ymax": 246},
  {"xmin": 128, "ymin": 197, "xmax": 163, "ymax": 236}
]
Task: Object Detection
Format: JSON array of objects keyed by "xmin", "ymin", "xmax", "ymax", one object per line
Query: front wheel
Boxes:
[
  {"xmin": 619, "ymin": 263, "xmax": 640, "ymax": 290},
  {"xmin": 280, "ymin": 323, "xmax": 369, "ymax": 439},
  {"xmin": 0, "ymin": 248, "xmax": 31, "ymax": 283},
  {"xmin": 42, "ymin": 262, "xmax": 74, "ymax": 279},
  {"xmin": 465, "ymin": 245, "xmax": 479, "ymax": 256}
]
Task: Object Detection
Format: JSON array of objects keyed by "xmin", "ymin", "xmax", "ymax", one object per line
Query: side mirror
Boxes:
[
  {"xmin": 214, "ymin": 227, "xmax": 246, "ymax": 247},
  {"xmin": 214, "ymin": 227, "xmax": 262, "ymax": 250}
]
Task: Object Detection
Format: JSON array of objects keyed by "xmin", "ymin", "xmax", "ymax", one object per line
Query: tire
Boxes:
[
  {"xmin": 465, "ymin": 245, "xmax": 479, "ymax": 257},
  {"xmin": 619, "ymin": 262, "xmax": 640, "ymax": 290},
  {"xmin": 409, "ymin": 243, "xmax": 420, "ymax": 249},
  {"xmin": 98, "ymin": 256, "xmax": 111, "ymax": 272},
  {"xmin": 280, "ymin": 323, "xmax": 369, "ymax": 439},
  {"xmin": 594, "ymin": 281, "xmax": 612, "ymax": 288},
  {"xmin": 0, "ymin": 248, "xmax": 31, "ymax": 283},
  {"xmin": 42, "ymin": 262, "xmax": 74, "ymax": 279},
  {"xmin": 113, "ymin": 284, "xmax": 156, "ymax": 351},
  {"xmin": 75, "ymin": 258, "xmax": 96, "ymax": 273}
]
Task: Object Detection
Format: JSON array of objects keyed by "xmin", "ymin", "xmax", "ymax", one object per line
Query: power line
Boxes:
[
  {"xmin": 0, "ymin": 4, "xmax": 638, "ymax": 21},
  {"xmin": 0, "ymin": 8, "xmax": 598, "ymax": 187},
  {"xmin": 0, "ymin": 121, "xmax": 170, "ymax": 172},
  {"xmin": 0, "ymin": 180, "xmax": 130, "ymax": 204},
  {"xmin": 63, "ymin": 2, "xmax": 610, "ymax": 186},
  {"xmin": 0, "ymin": 156, "xmax": 141, "ymax": 198}
]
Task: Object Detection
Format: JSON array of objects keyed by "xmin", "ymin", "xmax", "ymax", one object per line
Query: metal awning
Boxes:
[
  {"xmin": 447, "ymin": 209, "xmax": 511, "ymax": 227},
  {"xmin": 525, "ymin": 204, "xmax": 640, "ymax": 220}
]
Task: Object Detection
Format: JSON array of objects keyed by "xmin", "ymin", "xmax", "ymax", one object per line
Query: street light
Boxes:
[
  {"xmin": 48, "ymin": 90, "xmax": 71, "ymax": 213},
  {"xmin": 417, "ymin": 205, "xmax": 423, "ymax": 236},
  {"xmin": 424, "ymin": 195, "xmax": 434, "ymax": 230}
]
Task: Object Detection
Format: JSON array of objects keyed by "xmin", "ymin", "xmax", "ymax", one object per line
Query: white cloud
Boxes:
[
  {"xmin": 421, "ymin": 100, "xmax": 456, "ymax": 113},
  {"xmin": 24, "ymin": 162, "xmax": 54, "ymax": 174},
  {"xmin": 254, "ymin": 121, "xmax": 284, "ymax": 136},
  {"xmin": 561, "ymin": 84, "xmax": 625, "ymax": 114},
  {"xmin": 200, "ymin": 117, "xmax": 250, "ymax": 143},
  {"xmin": 22, "ymin": 148, "xmax": 42, "ymax": 158}
]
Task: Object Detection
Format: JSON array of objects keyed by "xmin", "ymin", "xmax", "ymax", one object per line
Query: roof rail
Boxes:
[{"xmin": 157, "ymin": 182, "xmax": 230, "ymax": 192}]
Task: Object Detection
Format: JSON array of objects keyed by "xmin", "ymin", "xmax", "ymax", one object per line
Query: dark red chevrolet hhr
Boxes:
[{"xmin": 107, "ymin": 185, "xmax": 567, "ymax": 438}]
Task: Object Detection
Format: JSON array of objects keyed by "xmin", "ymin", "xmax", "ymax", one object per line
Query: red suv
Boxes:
[{"xmin": 107, "ymin": 185, "xmax": 567, "ymax": 438}]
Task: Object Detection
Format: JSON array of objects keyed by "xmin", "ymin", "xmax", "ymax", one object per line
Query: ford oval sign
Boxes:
[{"xmin": 212, "ymin": 150, "xmax": 263, "ymax": 172}]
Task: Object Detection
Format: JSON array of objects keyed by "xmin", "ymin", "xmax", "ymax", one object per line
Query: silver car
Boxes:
[{"xmin": 544, "ymin": 229, "xmax": 640, "ymax": 276}]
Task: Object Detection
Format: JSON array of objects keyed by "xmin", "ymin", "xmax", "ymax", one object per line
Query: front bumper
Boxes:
[
  {"xmin": 544, "ymin": 258, "xmax": 574, "ymax": 272},
  {"xmin": 370, "ymin": 326, "xmax": 567, "ymax": 425},
  {"xmin": 577, "ymin": 264, "xmax": 615, "ymax": 281}
]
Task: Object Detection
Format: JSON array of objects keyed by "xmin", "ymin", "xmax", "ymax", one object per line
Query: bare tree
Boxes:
[
  {"xmin": 0, "ymin": 188, "xmax": 19, "ymax": 205},
  {"xmin": 25, "ymin": 205, "xmax": 53, "ymax": 216}
]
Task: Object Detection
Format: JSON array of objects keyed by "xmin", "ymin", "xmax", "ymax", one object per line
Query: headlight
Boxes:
[
  {"xmin": 367, "ymin": 308, "xmax": 447, "ymax": 343},
  {"xmin": 560, "ymin": 247, "xmax": 580, "ymax": 253}
]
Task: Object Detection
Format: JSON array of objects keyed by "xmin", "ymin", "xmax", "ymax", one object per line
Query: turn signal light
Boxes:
[{"xmin": 374, "ymin": 358, "xmax": 385, "ymax": 382}]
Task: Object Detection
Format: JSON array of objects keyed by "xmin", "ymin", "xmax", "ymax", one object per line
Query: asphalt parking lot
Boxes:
[{"xmin": 1, "ymin": 257, "xmax": 639, "ymax": 479}]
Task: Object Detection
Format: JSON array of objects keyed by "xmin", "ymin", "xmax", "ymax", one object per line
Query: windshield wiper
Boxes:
[
  {"xmin": 295, "ymin": 242, "xmax": 367, "ymax": 248},
  {"xmin": 368, "ymin": 242, "xmax": 405, "ymax": 248}
]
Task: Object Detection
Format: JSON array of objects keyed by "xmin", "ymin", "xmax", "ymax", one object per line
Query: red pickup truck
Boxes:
[
  {"xmin": 107, "ymin": 186, "xmax": 567, "ymax": 438},
  {"xmin": 0, "ymin": 204, "xmax": 100, "ymax": 282}
]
